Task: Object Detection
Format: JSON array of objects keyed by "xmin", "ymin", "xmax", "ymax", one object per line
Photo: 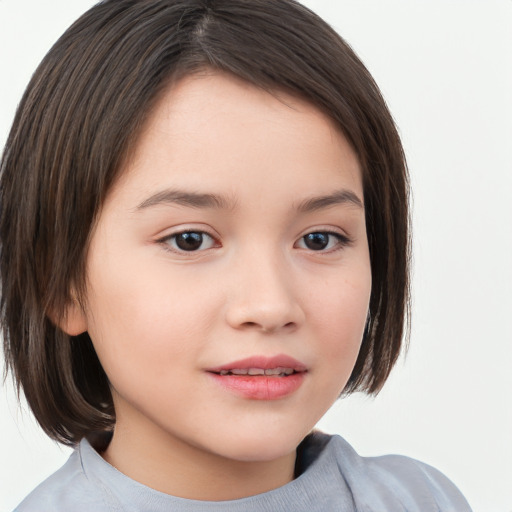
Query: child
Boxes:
[{"xmin": 1, "ymin": 0, "xmax": 472, "ymax": 510}]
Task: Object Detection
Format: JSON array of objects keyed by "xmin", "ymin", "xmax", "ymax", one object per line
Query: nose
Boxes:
[{"xmin": 224, "ymin": 250, "xmax": 305, "ymax": 334}]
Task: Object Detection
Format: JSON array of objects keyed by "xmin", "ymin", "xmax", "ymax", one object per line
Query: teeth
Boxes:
[
  {"xmin": 231, "ymin": 369, "xmax": 250, "ymax": 375},
  {"xmin": 265, "ymin": 367, "xmax": 294, "ymax": 376},
  {"xmin": 218, "ymin": 367, "xmax": 296, "ymax": 376}
]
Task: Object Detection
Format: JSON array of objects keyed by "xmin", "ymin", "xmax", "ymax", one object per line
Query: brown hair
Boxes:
[{"xmin": 0, "ymin": 0, "xmax": 410, "ymax": 446}]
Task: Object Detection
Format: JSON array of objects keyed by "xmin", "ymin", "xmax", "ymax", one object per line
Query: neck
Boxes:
[{"xmin": 101, "ymin": 409, "xmax": 297, "ymax": 501}]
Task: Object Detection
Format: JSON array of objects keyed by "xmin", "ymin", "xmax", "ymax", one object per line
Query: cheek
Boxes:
[
  {"xmin": 306, "ymin": 265, "xmax": 371, "ymax": 374},
  {"xmin": 291, "ymin": 264, "xmax": 371, "ymax": 426},
  {"xmin": 83, "ymin": 250, "xmax": 224, "ymax": 382}
]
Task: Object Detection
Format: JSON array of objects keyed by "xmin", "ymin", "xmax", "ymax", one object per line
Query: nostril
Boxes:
[{"xmin": 237, "ymin": 321, "xmax": 298, "ymax": 333}]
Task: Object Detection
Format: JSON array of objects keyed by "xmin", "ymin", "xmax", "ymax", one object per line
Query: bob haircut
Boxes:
[{"xmin": 0, "ymin": 0, "xmax": 410, "ymax": 446}]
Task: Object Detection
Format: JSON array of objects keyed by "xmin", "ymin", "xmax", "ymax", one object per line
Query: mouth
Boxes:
[
  {"xmin": 215, "ymin": 367, "xmax": 299, "ymax": 377},
  {"xmin": 206, "ymin": 355, "xmax": 307, "ymax": 400},
  {"xmin": 206, "ymin": 354, "xmax": 307, "ymax": 376}
]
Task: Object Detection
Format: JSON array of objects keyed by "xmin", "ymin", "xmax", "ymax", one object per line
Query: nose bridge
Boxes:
[{"xmin": 225, "ymin": 240, "xmax": 304, "ymax": 332}]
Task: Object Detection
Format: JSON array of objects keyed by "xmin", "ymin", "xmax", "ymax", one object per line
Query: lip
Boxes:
[
  {"xmin": 206, "ymin": 354, "xmax": 307, "ymax": 400},
  {"xmin": 206, "ymin": 354, "xmax": 307, "ymax": 373}
]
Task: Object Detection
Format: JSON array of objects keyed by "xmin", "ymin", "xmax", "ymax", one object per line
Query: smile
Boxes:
[
  {"xmin": 206, "ymin": 355, "xmax": 307, "ymax": 400},
  {"xmin": 217, "ymin": 367, "xmax": 296, "ymax": 376}
]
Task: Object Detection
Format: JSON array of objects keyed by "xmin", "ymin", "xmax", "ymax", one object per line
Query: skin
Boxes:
[{"xmin": 63, "ymin": 71, "xmax": 372, "ymax": 501}]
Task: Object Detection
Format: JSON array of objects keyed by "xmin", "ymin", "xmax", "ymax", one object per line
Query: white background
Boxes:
[{"xmin": 0, "ymin": 1, "xmax": 511, "ymax": 511}]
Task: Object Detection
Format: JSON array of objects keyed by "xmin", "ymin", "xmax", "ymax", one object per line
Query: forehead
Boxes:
[{"xmin": 109, "ymin": 71, "xmax": 363, "ymax": 207}]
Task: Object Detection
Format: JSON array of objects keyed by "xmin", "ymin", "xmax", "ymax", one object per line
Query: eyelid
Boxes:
[
  {"xmin": 294, "ymin": 228, "xmax": 353, "ymax": 252},
  {"xmin": 153, "ymin": 225, "xmax": 353, "ymax": 256},
  {"xmin": 155, "ymin": 226, "xmax": 221, "ymax": 255}
]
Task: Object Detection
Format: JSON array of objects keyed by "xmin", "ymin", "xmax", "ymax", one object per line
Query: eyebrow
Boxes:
[
  {"xmin": 135, "ymin": 187, "xmax": 363, "ymax": 212},
  {"xmin": 296, "ymin": 189, "xmax": 363, "ymax": 212},
  {"xmin": 135, "ymin": 189, "xmax": 236, "ymax": 211}
]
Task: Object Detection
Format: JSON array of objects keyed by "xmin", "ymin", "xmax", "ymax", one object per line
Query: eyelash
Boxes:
[
  {"xmin": 295, "ymin": 231, "xmax": 352, "ymax": 252},
  {"xmin": 157, "ymin": 229, "xmax": 352, "ymax": 255},
  {"xmin": 158, "ymin": 230, "xmax": 219, "ymax": 254}
]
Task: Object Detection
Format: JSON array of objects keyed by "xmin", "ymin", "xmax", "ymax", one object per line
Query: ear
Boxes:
[{"xmin": 51, "ymin": 297, "xmax": 88, "ymax": 336}]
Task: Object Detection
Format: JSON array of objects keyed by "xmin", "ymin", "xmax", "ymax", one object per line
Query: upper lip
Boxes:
[{"xmin": 206, "ymin": 354, "xmax": 307, "ymax": 373}]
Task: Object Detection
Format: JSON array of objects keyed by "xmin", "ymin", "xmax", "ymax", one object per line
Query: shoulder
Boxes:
[
  {"xmin": 364, "ymin": 452, "xmax": 472, "ymax": 511},
  {"xmin": 13, "ymin": 443, "xmax": 112, "ymax": 512},
  {"xmin": 312, "ymin": 432, "xmax": 473, "ymax": 511}
]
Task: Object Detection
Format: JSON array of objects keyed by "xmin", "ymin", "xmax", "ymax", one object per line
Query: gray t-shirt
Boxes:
[{"xmin": 14, "ymin": 431, "xmax": 472, "ymax": 511}]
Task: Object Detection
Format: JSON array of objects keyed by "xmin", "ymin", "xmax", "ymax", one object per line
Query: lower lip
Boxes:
[{"xmin": 208, "ymin": 372, "xmax": 306, "ymax": 400}]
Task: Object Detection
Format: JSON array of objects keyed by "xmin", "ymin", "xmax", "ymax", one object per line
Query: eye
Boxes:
[
  {"xmin": 296, "ymin": 231, "xmax": 349, "ymax": 252},
  {"xmin": 162, "ymin": 231, "xmax": 217, "ymax": 252}
]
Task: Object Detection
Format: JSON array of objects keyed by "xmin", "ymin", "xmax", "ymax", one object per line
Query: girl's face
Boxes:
[{"xmin": 69, "ymin": 72, "xmax": 371, "ymax": 467}]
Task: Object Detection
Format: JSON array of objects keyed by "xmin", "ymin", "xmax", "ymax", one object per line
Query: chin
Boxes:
[{"xmin": 206, "ymin": 426, "xmax": 308, "ymax": 463}]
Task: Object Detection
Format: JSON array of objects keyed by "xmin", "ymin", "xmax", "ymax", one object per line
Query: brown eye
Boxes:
[
  {"xmin": 175, "ymin": 232, "xmax": 203, "ymax": 251},
  {"xmin": 297, "ymin": 231, "xmax": 349, "ymax": 252},
  {"xmin": 166, "ymin": 231, "xmax": 216, "ymax": 252},
  {"xmin": 303, "ymin": 232, "xmax": 330, "ymax": 250}
]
